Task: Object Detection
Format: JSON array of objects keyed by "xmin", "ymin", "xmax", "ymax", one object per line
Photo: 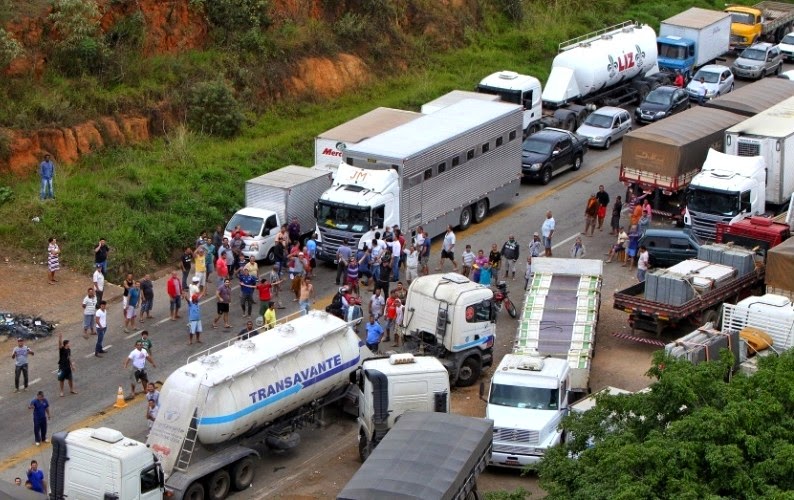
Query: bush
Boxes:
[
  {"xmin": 48, "ymin": 0, "xmax": 108, "ymax": 75},
  {"xmin": 187, "ymin": 80, "xmax": 245, "ymax": 137},
  {"xmin": 0, "ymin": 28, "xmax": 22, "ymax": 69}
]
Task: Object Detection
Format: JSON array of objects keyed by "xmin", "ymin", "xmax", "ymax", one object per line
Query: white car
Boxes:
[
  {"xmin": 686, "ymin": 64, "xmax": 734, "ymax": 101},
  {"xmin": 575, "ymin": 106, "xmax": 631, "ymax": 149},
  {"xmin": 779, "ymin": 32, "xmax": 794, "ymax": 61}
]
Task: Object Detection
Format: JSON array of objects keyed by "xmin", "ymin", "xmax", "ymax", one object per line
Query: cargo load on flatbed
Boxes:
[
  {"xmin": 704, "ymin": 77, "xmax": 794, "ymax": 117},
  {"xmin": 765, "ymin": 236, "xmax": 794, "ymax": 299}
]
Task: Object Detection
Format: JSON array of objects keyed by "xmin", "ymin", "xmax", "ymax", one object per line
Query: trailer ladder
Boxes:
[{"xmin": 174, "ymin": 406, "xmax": 202, "ymax": 472}]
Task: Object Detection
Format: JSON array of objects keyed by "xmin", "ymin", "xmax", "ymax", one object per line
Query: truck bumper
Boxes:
[{"xmin": 489, "ymin": 450, "xmax": 544, "ymax": 468}]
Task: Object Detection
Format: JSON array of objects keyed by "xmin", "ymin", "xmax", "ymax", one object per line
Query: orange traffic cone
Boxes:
[{"xmin": 113, "ymin": 386, "xmax": 127, "ymax": 408}]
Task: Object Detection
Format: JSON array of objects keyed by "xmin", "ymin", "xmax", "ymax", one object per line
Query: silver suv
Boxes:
[{"xmin": 732, "ymin": 42, "xmax": 783, "ymax": 80}]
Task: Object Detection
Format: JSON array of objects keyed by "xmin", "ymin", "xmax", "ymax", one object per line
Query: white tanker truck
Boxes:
[
  {"xmin": 478, "ymin": 21, "xmax": 668, "ymax": 133},
  {"xmin": 46, "ymin": 312, "xmax": 448, "ymax": 500}
]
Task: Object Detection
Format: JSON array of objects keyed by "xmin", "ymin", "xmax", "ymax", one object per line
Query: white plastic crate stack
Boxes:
[
  {"xmin": 697, "ymin": 243, "xmax": 757, "ymax": 276},
  {"xmin": 514, "ymin": 258, "xmax": 602, "ymax": 392}
]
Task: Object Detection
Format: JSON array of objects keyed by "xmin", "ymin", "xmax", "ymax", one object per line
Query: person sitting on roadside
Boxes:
[{"xmin": 605, "ymin": 227, "xmax": 629, "ymax": 263}]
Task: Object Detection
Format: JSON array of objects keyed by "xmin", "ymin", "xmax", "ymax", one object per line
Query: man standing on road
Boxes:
[
  {"xmin": 94, "ymin": 238, "xmax": 110, "ymax": 275},
  {"xmin": 27, "ymin": 460, "xmax": 46, "ymax": 494},
  {"xmin": 584, "ymin": 193, "xmax": 599, "ymax": 236},
  {"xmin": 335, "ymin": 239, "xmax": 352, "ymax": 285},
  {"xmin": 238, "ymin": 320, "xmax": 257, "ymax": 340},
  {"xmin": 140, "ymin": 274, "xmax": 154, "ymax": 321},
  {"xmin": 215, "ymin": 250, "xmax": 229, "ymax": 288},
  {"xmin": 28, "ymin": 391, "xmax": 50, "ymax": 446},
  {"xmin": 501, "ymin": 235, "xmax": 520, "ymax": 281},
  {"xmin": 365, "ymin": 315, "xmax": 384, "ymax": 354},
  {"xmin": 239, "ymin": 268, "xmax": 257, "ymax": 318},
  {"xmin": 12, "ymin": 337, "xmax": 34, "ymax": 393},
  {"xmin": 637, "ymin": 245, "xmax": 650, "ymax": 282},
  {"xmin": 299, "ymin": 277, "xmax": 314, "ymax": 315},
  {"xmin": 405, "ymin": 244, "xmax": 420, "ymax": 285},
  {"xmin": 694, "ymin": 77, "xmax": 707, "ymax": 105},
  {"xmin": 124, "ymin": 280, "xmax": 141, "ymax": 332},
  {"xmin": 213, "ymin": 279, "xmax": 232, "ymax": 329},
  {"xmin": 264, "ymin": 302, "xmax": 277, "ymax": 329},
  {"xmin": 167, "ymin": 270, "xmax": 183, "ymax": 321},
  {"xmin": 39, "ymin": 154, "xmax": 55, "ymax": 200},
  {"xmin": 528, "ymin": 232, "xmax": 542, "ymax": 258},
  {"xmin": 123, "ymin": 341, "xmax": 156, "ymax": 399},
  {"xmin": 488, "ymin": 243, "xmax": 502, "ymax": 285},
  {"xmin": 596, "ymin": 185, "xmax": 610, "ymax": 231},
  {"xmin": 187, "ymin": 294, "xmax": 203, "ymax": 345},
  {"xmin": 94, "ymin": 301, "xmax": 108, "ymax": 357},
  {"xmin": 57, "ymin": 331, "xmax": 76, "ymax": 397},
  {"xmin": 437, "ymin": 225, "xmax": 458, "ymax": 272},
  {"xmin": 541, "ymin": 211, "xmax": 556, "ymax": 257},
  {"xmin": 92, "ymin": 263, "xmax": 105, "ymax": 305}
]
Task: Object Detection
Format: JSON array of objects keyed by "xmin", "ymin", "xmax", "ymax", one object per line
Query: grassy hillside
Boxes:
[{"xmin": 0, "ymin": 0, "xmax": 728, "ymax": 278}]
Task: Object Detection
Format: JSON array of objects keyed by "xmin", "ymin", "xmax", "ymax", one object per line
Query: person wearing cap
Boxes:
[
  {"xmin": 529, "ymin": 232, "xmax": 542, "ymax": 258},
  {"xmin": 12, "ymin": 337, "xmax": 34, "ymax": 392},
  {"xmin": 189, "ymin": 275, "xmax": 202, "ymax": 299},
  {"xmin": 187, "ymin": 294, "xmax": 203, "ymax": 344}
]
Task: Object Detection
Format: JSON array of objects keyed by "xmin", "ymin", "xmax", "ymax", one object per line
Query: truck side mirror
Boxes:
[{"xmin": 314, "ymin": 203, "xmax": 318, "ymax": 219}]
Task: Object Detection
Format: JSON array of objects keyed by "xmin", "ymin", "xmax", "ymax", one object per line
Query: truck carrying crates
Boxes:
[{"xmin": 704, "ymin": 77, "xmax": 794, "ymax": 117}]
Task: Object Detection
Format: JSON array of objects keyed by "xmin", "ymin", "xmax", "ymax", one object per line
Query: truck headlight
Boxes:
[
  {"xmin": 530, "ymin": 163, "xmax": 542, "ymax": 171},
  {"xmin": 248, "ymin": 243, "xmax": 259, "ymax": 251}
]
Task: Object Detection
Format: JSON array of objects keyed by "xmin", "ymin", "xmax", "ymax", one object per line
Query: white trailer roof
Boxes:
[
  {"xmin": 346, "ymin": 99, "xmax": 521, "ymax": 161},
  {"xmin": 726, "ymin": 95, "xmax": 794, "ymax": 138},
  {"xmin": 247, "ymin": 164, "xmax": 330, "ymax": 189},
  {"xmin": 408, "ymin": 273, "xmax": 493, "ymax": 305},
  {"xmin": 662, "ymin": 7, "xmax": 730, "ymax": 29},
  {"xmin": 421, "ymin": 90, "xmax": 499, "ymax": 114},
  {"xmin": 317, "ymin": 107, "xmax": 422, "ymax": 143},
  {"xmin": 362, "ymin": 354, "xmax": 447, "ymax": 377}
]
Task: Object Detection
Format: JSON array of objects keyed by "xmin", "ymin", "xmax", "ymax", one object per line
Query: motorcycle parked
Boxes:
[{"xmin": 493, "ymin": 281, "xmax": 517, "ymax": 319}]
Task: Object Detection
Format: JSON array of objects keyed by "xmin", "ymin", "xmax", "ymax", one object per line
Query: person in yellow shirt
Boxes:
[
  {"xmin": 243, "ymin": 256, "xmax": 259, "ymax": 279},
  {"xmin": 264, "ymin": 302, "xmax": 277, "ymax": 329},
  {"xmin": 193, "ymin": 246, "xmax": 207, "ymax": 295}
]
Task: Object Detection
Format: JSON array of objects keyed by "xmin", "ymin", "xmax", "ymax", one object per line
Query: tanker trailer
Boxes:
[
  {"xmin": 541, "ymin": 21, "xmax": 669, "ymax": 130},
  {"xmin": 49, "ymin": 311, "xmax": 373, "ymax": 500}
]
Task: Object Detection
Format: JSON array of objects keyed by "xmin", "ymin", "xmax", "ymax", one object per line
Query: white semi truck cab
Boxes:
[
  {"xmin": 476, "ymin": 70, "xmax": 544, "ymax": 135},
  {"xmin": 684, "ymin": 149, "xmax": 765, "ymax": 240},
  {"xmin": 484, "ymin": 354, "xmax": 571, "ymax": 468},
  {"xmin": 402, "ymin": 273, "xmax": 497, "ymax": 387},
  {"xmin": 354, "ymin": 353, "xmax": 450, "ymax": 461}
]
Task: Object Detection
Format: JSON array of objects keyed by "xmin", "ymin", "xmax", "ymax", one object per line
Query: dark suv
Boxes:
[
  {"xmin": 639, "ymin": 228, "xmax": 702, "ymax": 268},
  {"xmin": 521, "ymin": 128, "xmax": 588, "ymax": 185}
]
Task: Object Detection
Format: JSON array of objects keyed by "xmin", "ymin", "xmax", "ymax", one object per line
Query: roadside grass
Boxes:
[{"xmin": 0, "ymin": 0, "xmax": 719, "ymax": 279}]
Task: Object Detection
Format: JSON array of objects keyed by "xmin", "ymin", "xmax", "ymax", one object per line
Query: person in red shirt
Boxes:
[
  {"xmin": 673, "ymin": 70, "xmax": 685, "ymax": 88},
  {"xmin": 384, "ymin": 291, "xmax": 398, "ymax": 344},
  {"xmin": 256, "ymin": 277, "xmax": 276, "ymax": 318},
  {"xmin": 215, "ymin": 250, "xmax": 229, "ymax": 288},
  {"xmin": 166, "ymin": 270, "xmax": 182, "ymax": 321}
]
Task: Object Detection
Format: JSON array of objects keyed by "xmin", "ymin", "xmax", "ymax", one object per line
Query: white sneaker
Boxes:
[{"xmin": 35, "ymin": 442, "xmax": 40, "ymax": 446}]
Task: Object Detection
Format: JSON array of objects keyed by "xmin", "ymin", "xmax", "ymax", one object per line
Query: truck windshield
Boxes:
[
  {"xmin": 489, "ymin": 383, "xmax": 558, "ymax": 410},
  {"xmin": 316, "ymin": 202, "xmax": 370, "ymax": 232},
  {"xmin": 740, "ymin": 48, "xmax": 765, "ymax": 61},
  {"xmin": 658, "ymin": 43, "xmax": 686, "ymax": 60},
  {"xmin": 477, "ymin": 85, "xmax": 521, "ymax": 105},
  {"xmin": 226, "ymin": 213, "xmax": 264, "ymax": 237},
  {"xmin": 522, "ymin": 138, "xmax": 553, "ymax": 155},
  {"xmin": 783, "ymin": 34, "xmax": 794, "ymax": 45},
  {"xmin": 686, "ymin": 188, "xmax": 740, "ymax": 216},
  {"xmin": 729, "ymin": 12, "xmax": 754, "ymax": 25}
]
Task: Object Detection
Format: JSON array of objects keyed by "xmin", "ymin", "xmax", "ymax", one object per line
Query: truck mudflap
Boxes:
[{"xmin": 165, "ymin": 446, "xmax": 259, "ymax": 500}]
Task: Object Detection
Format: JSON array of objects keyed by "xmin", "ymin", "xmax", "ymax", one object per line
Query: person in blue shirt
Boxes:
[
  {"xmin": 239, "ymin": 268, "xmax": 257, "ymax": 318},
  {"xmin": 28, "ymin": 391, "xmax": 50, "ymax": 446},
  {"xmin": 365, "ymin": 315, "xmax": 384, "ymax": 353},
  {"xmin": 27, "ymin": 460, "xmax": 46, "ymax": 494},
  {"xmin": 188, "ymin": 294, "xmax": 202, "ymax": 344},
  {"xmin": 478, "ymin": 262, "xmax": 493, "ymax": 287},
  {"xmin": 39, "ymin": 154, "xmax": 55, "ymax": 200}
]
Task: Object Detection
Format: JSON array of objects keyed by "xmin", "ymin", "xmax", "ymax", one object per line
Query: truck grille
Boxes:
[
  {"xmin": 318, "ymin": 227, "xmax": 365, "ymax": 260},
  {"xmin": 493, "ymin": 427, "xmax": 539, "ymax": 445},
  {"xmin": 689, "ymin": 210, "xmax": 733, "ymax": 241},
  {"xmin": 736, "ymin": 140, "xmax": 761, "ymax": 157},
  {"xmin": 493, "ymin": 443, "xmax": 540, "ymax": 455}
]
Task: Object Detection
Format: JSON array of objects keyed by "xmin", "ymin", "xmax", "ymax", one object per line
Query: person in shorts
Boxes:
[
  {"xmin": 123, "ymin": 341, "xmax": 156, "ymax": 399},
  {"xmin": 188, "ymin": 294, "xmax": 203, "ymax": 344},
  {"xmin": 437, "ymin": 225, "xmax": 458, "ymax": 272}
]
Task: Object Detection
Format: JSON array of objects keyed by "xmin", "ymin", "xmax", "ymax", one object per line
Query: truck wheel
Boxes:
[
  {"xmin": 358, "ymin": 430, "xmax": 371, "ymax": 462},
  {"xmin": 563, "ymin": 115, "xmax": 576, "ymax": 131},
  {"xmin": 474, "ymin": 199, "xmax": 489, "ymax": 223},
  {"xmin": 231, "ymin": 457, "xmax": 255, "ymax": 491},
  {"xmin": 266, "ymin": 248, "xmax": 276, "ymax": 265},
  {"xmin": 572, "ymin": 155, "xmax": 582, "ymax": 171},
  {"xmin": 184, "ymin": 482, "xmax": 205, "ymax": 500},
  {"xmin": 459, "ymin": 206, "xmax": 473, "ymax": 230},
  {"xmin": 206, "ymin": 470, "xmax": 231, "ymax": 500},
  {"xmin": 455, "ymin": 357, "xmax": 481, "ymax": 387},
  {"xmin": 541, "ymin": 166, "xmax": 552, "ymax": 185}
]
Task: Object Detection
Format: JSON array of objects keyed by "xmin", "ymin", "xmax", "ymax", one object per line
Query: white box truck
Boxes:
[
  {"xmin": 685, "ymin": 96, "xmax": 794, "ymax": 238},
  {"xmin": 657, "ymin": 8, "xmax": 732, "ymax": 80},
  {"xmin": 483, "ymin": 258, "xmax": 603, "ymax": 468},
  {"xmin": 314, "ymin": 98, "xmax": 522, "ymax": 260},
  {"xmin": 314, "ymin": 107, "xmax": 422, "ymax": 170},
  {"xmin": 47, "ymin": 312, "xmax": 448, "ymax": 500},
  {"xmin": 224, "ymin": 165, "xmax": 332, "ymax": 262}
]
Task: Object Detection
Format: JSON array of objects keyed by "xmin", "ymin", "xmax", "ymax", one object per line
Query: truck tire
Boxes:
[
  {"xmin": 184, "ymin": 482, "xmax": 205, "ymax": 500},
  {"xmin": 572, "ymin": 155, "xmax": 582, "ymax": 171},
  {"xmin": 358, "ymin": 430, "xmax": 371, "ymax": 462},
  {"xmin": 541, "ymin": 166, "xmax": 552, "ymax": 185},
  {"xmin": 266, "ymin": 247, "xmax": 276, "ymax": 265},
  {"xmin": 474, "ymin": 199, "xmax": 489, "ymax": 223},
  {"xmin": 634, "ymin": 83, "xmax": 650, "ymax": 105},
  {"xmin": 206, "ymin": 470, "xmax": 231, "ymax": 500},
  {"xmin": 231, "ymin": 457, "xmax": 255, "ymax": 491},
  {"xmin": 455, "ymin": 357, "xmax": 481, "ymax": 387},
  {"xmin": 459, "ymin": 206, "xmax": 473, "ymax": 230}
]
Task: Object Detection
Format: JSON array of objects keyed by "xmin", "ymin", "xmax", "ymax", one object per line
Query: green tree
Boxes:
[
  {"xmin": 538, "ymin": 350, "xmax": 794, "ymax": 499},
  {"xmin": 0, "ymin": 28, "xmax": 22, "ymax": 69},
  {"xmin": 187, "ymin": 80, "xmax": 245, "ymax": 138},
  {"xmin": 48, "ymin": 0, "xmax": 107, "ymax": 75}
]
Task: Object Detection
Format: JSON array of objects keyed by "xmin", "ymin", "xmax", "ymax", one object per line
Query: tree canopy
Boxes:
[{"xmin": 538, "ymin": 350, "xmax": 794, "ymax": 499}]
